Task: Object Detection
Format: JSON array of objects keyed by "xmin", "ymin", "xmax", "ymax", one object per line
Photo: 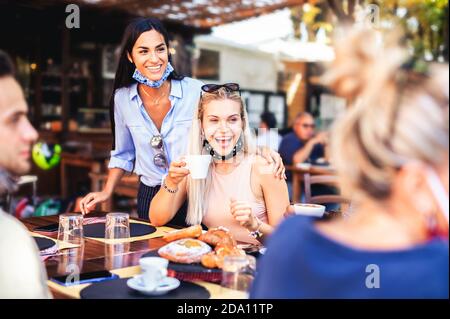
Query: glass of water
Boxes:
[
  {"xmin": 221, "ymin": 255, "xmax": 256, "ymax": 296},
  {"xmin": 57, "ymin": 213, "xmax": 84, "ymax": 247},
  {"xmin": 105, "ymin": 212, "xmax": 130, "ymax": 240}
]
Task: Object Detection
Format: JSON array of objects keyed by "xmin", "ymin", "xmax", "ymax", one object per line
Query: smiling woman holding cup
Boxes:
[{"xmin": 149, "ymin": 84, "xmax": 290, "ymax": 244}]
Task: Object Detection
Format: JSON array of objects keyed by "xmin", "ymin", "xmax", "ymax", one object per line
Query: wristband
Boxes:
[
  {"xmin": 162, "ymin": 177, "xmax": 178, "ymax": 194},
  {"xmin": 249, "ymin": 218, "xmax": 263, "ymax": 239}
]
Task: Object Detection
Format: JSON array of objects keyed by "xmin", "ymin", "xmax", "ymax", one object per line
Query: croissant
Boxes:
[
  {"xmin": 162, "ymin": 225, "xmax": 202, "ymax": 242},
  {"xmin": 200, "ymin": 252, "xmax": 218, "ymax": 269},
  {"xmin": 200, "ymin": 227, "xmax": 245, "ymax": 269},
  {"xmin": 198, "ymin": 227, "xmax": 236, "ymax": 247}
]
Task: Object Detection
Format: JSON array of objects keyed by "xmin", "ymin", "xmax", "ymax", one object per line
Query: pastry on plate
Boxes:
[
  {"xmin": 162, "ymin": 225, "xmax": 203, "ymax": 242},
  {"xmin": 158, "ymin": 238, "xmax": 212, "ymax": 264}
]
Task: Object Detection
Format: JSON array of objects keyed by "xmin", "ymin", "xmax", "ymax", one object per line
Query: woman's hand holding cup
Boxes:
[{"xmin": 165, "ymin": 158, "xmax": 190, "ymax": 188}]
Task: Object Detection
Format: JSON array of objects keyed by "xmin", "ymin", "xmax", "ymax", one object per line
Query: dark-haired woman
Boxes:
[{"xmin": 79, "ymin": 18, "xmax": 285, "ymax": 224}]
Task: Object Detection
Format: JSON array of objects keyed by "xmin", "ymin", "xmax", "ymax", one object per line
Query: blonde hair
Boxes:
[
  {"xmin": 323, "ymin": 27, "xmax": 449, "ymax": 201},
  {"xmin": 185, "ymin": 88, "xmax": 257, "ymax": 225}
]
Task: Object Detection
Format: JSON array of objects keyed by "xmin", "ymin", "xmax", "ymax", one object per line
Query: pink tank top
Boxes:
[{"xmin": 203, "ymin": 155, "xmax": 268, "ymax": 244}]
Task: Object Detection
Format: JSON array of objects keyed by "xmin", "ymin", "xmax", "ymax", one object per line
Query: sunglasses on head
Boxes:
[{"xmin": 201, "ymin": 83, "xmax": 240, "ymax": 95}]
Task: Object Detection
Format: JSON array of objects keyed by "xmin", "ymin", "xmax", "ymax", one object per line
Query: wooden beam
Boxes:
[
  {"xmin": 87, "ymin": 0, "xmax": 306, "ymax": 28},
  {"xmin": 61, "ymin": 26, "xmax": 70, "ymax": 136},
  {"xmin": 185, "ymin": 0, "xmax": 307, "ymax": 28},
  {"xmin": 14, "ymin": 0, "xmax": 306, "ymax": 29}
]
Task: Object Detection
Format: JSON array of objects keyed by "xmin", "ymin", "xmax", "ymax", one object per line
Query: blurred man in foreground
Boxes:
[{"xmin": 0, "ymin": 50, "xmax": 51, "ymax": 298}]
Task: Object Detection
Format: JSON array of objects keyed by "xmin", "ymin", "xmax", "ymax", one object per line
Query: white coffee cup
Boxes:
[
  {"xmin": 185, "ymin": 155, "xmax": 212, "ymax": 179},
  {"xmin": 296, "ymin": 162, "xmax": 312, "ymax": 170},
  {"xmin": 138, "ymin": 257, "xmax": 168, "ymax": 290},
  {"xmin": 293, "ymin": 203, "xmax": 326, "ymax": 217}
]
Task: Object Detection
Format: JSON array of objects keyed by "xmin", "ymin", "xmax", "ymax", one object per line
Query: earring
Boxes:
[{"xmin": 416, "ymin": 196, "xmax": 440, "ymax": 237}]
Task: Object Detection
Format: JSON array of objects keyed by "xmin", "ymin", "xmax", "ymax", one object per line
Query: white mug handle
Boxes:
[{"xmin": 157, "ymin": 268, "xmax": 168, "ymax": 281}]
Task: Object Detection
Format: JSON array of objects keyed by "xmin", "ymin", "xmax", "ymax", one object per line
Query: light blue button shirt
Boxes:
[{"xmin": 108, "ymin": 77, "xmax": 204, "ymax": 187}]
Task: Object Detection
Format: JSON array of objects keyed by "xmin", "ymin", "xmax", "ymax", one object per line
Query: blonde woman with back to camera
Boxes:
[{"xmin": 251, "ymin": 27, "xmax": 449, "ymax": 299}]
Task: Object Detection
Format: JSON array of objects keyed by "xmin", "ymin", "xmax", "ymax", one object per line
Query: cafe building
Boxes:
[{"xmin": 1, "ymin": 0, "xmax": 306, "ymax": 214}]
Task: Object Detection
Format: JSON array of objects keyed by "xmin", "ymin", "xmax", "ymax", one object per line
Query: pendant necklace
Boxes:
[{"xmin": 141, "ymin": 82, "xmax": 169, "ymax": 106}]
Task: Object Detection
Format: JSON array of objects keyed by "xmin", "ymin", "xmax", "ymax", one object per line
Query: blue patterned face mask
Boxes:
[{"xmin": 132, "ymin": 62, "xmax": 174, "ymax": 88}]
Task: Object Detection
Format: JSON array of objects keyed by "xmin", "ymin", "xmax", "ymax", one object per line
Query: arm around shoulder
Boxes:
[{"xmin": 253, "ymin": 156, "xmax": 290, "ymax": 227}]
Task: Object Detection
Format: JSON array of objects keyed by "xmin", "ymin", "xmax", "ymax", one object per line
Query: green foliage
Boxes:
[{"xmin": 290, "ymin": 0, "xmax": 448, "ymax": 61}]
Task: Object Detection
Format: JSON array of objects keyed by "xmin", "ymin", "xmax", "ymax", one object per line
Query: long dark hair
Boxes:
[
  {"xmin": 0, "ymin": 50, "xmax": 15, "ymax": 77},
  {"xmin": 110, "ymin": 17, "xmax": 184, "ymax": 150}
]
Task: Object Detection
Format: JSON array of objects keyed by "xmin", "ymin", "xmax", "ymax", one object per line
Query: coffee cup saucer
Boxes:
[{"xmin": 127, "ymin": 275, "xmax": 180, "ymax": 296}]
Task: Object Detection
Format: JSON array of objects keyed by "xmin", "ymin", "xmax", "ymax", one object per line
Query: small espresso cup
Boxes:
[
  {"xmin": 293, "ymin": 203, "xmax": 326, "ymax": 217},
  {"xmin": 185, "ymin": 155, "xmax": 212, "ymax": 179},
  {"xmin": 138, "ymin": 257, "xmax": 168, "ymax": 291}
]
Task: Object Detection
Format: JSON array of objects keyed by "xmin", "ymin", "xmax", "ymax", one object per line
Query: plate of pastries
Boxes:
[{"xmin": 157, "ymin": 225, "xmax": 247, "ymax": 270}]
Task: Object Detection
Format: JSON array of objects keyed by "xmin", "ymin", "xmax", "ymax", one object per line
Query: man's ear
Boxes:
[{"xmin": 127, "ymin": 52, "xmax": 133, "ymax": 64}]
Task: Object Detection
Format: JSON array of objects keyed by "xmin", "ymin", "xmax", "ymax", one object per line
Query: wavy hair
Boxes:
[{"xmin": 323, "ymin": 26, "xmax": 449, "ymax": 201}]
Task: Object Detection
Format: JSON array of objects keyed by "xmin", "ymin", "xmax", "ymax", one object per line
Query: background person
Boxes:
[
  {"xmin": 256, "ymin": 111, "xmax": 282, "ymax": 151},
  {"xmin": 279, "ymin": 112, "xmax": 328, "ymax": 170},
  {"xmin": 279, "ymin": 112, "xmax": 335, "ymax": 206}
]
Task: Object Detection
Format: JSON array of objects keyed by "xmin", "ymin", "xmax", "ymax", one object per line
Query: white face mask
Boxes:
[{"xmin": 426, "ymin": 168, "xmax": 449, "ymax": 224}]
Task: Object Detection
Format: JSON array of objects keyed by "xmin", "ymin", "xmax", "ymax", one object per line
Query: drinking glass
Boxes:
[
  {"xmin": 221, "ymin": 255, "xmax": 256, "ymax": 295},
  {"xmin": 57, "ymin": 213, "xmax": 84, "ymax": 247},
  {"xmin": 105, "ymin": 212, "xmax": 130, "ymax": 240}
]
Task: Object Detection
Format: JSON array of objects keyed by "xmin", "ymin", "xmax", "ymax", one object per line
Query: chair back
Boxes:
[{"xmin": 303, "ymin": 173, "xmax": 350, "ymax": 205}]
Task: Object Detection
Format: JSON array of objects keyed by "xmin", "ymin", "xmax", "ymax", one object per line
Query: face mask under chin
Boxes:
[
  {"xmin": 203, "ymin": 135, "xmax": 244, "ymax": 162},
  {"xmin": 132, "ymin": 62, "xmax": 174, "ymax": 88}
]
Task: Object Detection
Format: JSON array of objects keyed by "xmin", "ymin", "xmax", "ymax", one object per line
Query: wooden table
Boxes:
[
  {"xmin": 21, "ymin": 212, "xmax": 171, "ymax": 299},
  {"xmin": 286, "ymin": 164, "xmax": 336, "ymax": 203}
]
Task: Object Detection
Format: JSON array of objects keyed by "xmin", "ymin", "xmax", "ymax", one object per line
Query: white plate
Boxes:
[{"xmin": 127, "ymin": 275, "xmax": 180, "ymax": 296}]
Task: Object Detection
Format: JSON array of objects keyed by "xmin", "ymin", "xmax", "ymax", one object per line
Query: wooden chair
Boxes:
[
  {"xmin": 303, "ymin": 173, "xmax": 350, "ymax": 210},
  {"xmin": 88, "ymin": 172, "xmax": 139, "ymax": 212}
]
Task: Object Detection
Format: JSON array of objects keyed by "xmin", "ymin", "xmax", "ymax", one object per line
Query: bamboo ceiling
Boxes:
[{"xmin": 67, "ymin": 0, "xmax": 306, "ymax": 28}]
